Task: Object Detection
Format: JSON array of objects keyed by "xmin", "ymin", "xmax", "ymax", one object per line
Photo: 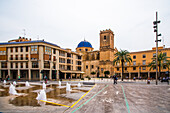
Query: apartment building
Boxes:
[{"xmin": 0, "ymin": 37, "xmax": 83, "ymax": 80}]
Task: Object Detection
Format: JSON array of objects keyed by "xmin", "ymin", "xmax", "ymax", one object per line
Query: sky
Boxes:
[{"xmin": 0, "ymin": 0, "xmax": 170, "ymax": 52}]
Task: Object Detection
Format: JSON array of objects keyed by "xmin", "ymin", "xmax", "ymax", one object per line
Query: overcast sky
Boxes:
[{"xmin": 0, "ymin": 0, "xmax": 170, "ymax": 52}]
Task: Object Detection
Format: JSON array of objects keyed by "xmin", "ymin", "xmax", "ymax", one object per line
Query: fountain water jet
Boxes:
[
  {"xmin": 3, "ymin": 80, "xmax": 6, "ymax": 84},
  {"xmin": 9, "ymin": 84, "xmax": 18, "ymax": 95},
  {"xmin": 42, "ymin": 82, "xmax": 46, "ymax": 89},
  {"xmin": 13, "ymin": 81, "xmax": 17, "ymax": 85},
  {"xmin": 58, "ymin": 81, "xmax": 61, "ymax": 88},
  {"xmin": 36, "ymin": 89, "xmax": 47, "ymax": 101},
  {"xmin": 25, "ymin": 81, "xmax": 30, "ymax": 87},
  {"xmin": 66, "ymin": 83, "xmax": 71, "ymax": 91},
  {"xmin": 77, "ymin": 83, "xmax": 81, "ymax": 88}
]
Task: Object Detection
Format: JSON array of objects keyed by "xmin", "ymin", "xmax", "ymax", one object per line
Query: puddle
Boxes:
[{"xmin": 0, "ymin": 83, "xmax": 90, "ymax": 107}]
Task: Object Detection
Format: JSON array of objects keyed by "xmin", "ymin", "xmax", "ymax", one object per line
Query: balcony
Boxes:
[{"xmin": 9, "ymin": 57, "xmax": 29, "ymax": 61}]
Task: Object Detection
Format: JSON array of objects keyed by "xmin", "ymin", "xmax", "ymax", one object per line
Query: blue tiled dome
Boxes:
[{"xmin": 77, "ymin": 41, "xmax": 92, "ymax": 48}]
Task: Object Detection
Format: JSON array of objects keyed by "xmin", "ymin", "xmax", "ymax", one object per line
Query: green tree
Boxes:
[
  {"xmin": 113, "ymin": 50, "xmax": 132, "ymax": 81},
  {"xmin": 91, "ymin": 71, "xmax": 96, "ymax": 78},
  {"xmin": 148, "ymin": 52, "xmax": 170, "ymax": 78},
  {"xmin": 104, "ymin": 71, "xmax": 110, "ymax": 78}
]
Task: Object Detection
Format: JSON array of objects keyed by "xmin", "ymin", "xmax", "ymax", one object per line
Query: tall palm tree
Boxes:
[
  {"xmin": 148, "ymin": 52, "xmax": 170, "ymax": 78},
  {"xmin": 113, "ymin": 50, "xmax": 132, "ymax": 81}
]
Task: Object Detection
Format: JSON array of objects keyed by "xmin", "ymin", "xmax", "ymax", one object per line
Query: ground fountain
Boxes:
[
  {"xmin": 66, "ymin": 83, "xmax": 71, "ymax": 91},
  {"xmin": 25, "ymin": 81, "xmax": 30, "ymax": 87},
  {"xmin": 9, "ymin": 83, "xmax": 18, "ymax": 95},
  {"xmin": 3, "ymin": 80, "xmax": 6, "ymax": 84},
  {"xmin": 58, "ymin": 81, "xmax": 61, "ymax": 88},
  {"xmin": 13, "ymin": 81, "xmax": 17, "ymax": 86},
  {"xmin": 77, "ymin": 83, "xmax": 81, "ymax": 88},
  {"xmin": 36, "ymin": 89, "xmax": 47, "ymax": 101},
  {"xmin": 42, "ymin": 82, "xmax": 46, "ymax": 89}
]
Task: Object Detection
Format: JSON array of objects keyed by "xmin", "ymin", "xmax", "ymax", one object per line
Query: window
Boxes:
[
  {"xmin": 11, "ymin": 48, "xmax": 13, "ymax": 52},
  {"xmin": 26, "ymin": 46, "xmax": 28, "ymax": 52},
  {"xmin": 20, "ymin": 63, "xmax": 23, "ymax": 68},
  {"xmin": 142, "ymin": 60, "xmax": 146, "ymax": 65},
  {"xmin": 101, "ymin": 68, "xmax": 103, "ymax": 72},
  {"xmin": 44, "ymin": 62, "xmax": 50, "ymax": 68},
  {"xmin": 10, "ymin": 55, "xmax": 13, "ymax": 60},
  {"xmin": 117, "ymin": 68, "xmax": 119, "ymax": 71},
  {"xmin": 16, "ymin": 55, "xmax": 18, "ymax": 60},
  {"xmin": 26, "ymin": 54, "xmax": 28, "ymax": 60},
  {"xmin": 59, "ymin": 51, "xmax": 65, "ymax": 56},
  {"xmin": 1, "ymin": 62, "xmax": 7, "ymax": 68},
  {"xmin": 86, "ymin": 65, "xmax": 88, "ymax": 69},
  {"xmin": 53, "ymin": 56, "xmax": 56, "ymax": 61},
  {"xmin": 143, "ymin": 54, "xmax": 146, "ymax": 58},
  {"xmin": 53, "ymin": 63, "xmax": 56, "ymax": 69},
  {"xmin": 91, "ymin": 65, "xmax": 94, "ymax": 69},
  {"xmin": 20, "ymin": 47, "xmax": 23, "ymax": 52},
  {"xmin": 133, "ymin": 55, "xmax": 136, "ymax": 59},
  {"xmin": 133, "ymin": 67, "xmax": 136, "ymax": 70},
  {"xmin": 163, "ymin": 65, "xmax": 166, "ymax": 69},
  {"xmin": 78, "ymin": 56, "xmax": 81, "ymax": 59},
  {"xmin": 133, "ymin": 61, "xmax": 136, "ymax": 66},
  {"xmin": 16, "ymin": 63, "xmax": 18, "ymax": 68},
  {"xmin": 125, "ymin": 62, "xmax": 127, "ymax": 66},
  {"xmin": 53, "ymin": 49, "xmax": 56, "ymax": 54},
  {"xmin": 31, "ymin": 45, "xmax": 38, "ymax": 51},
  {"xmin": 16, "ymin": 47, "xmax": 18, "ymax": 52},
  {"xmin": 153, "ymin": 53, "xmax": 156, "ymax": 57},
  {"xmin": 79, "ymin": 49, "xmax": 81, "ymax": 51},
  {"xmin": 32, "ymin": 62, "xmax": 38, "ymax": 68},
  {"xmin": 45, "ymin": 46, "xmax": 51, "ymax": 52},
  {"xmin": 59, "ymin": 58, "xmax": 65, "ymax": 63},
  {"xmin": 26, "ymin": 62, "xmax": 28, "ymax": 68},
  {"xmin": 104, "ymin": 35, "xmax": 106, "ymax": 40},
  {"xmin": 21, "ymin": 55, "xmax": 23, "ymax": 60},
  {"xmin": 163, "ymin": 52, "xmax": 167, "ymax": 56},
  {"xmin": 85, "ymin": 49, "xmax": 88, "ymax": 51},
  {"xmin": 49, "ymin": 55, "xmax": 51, "ymax": 60},
  {"xmin": 11, "ymin": 63, "xmax": 13, "ymax": 68},
  {"xmin": 125, "ymin": 67, "xmax": 127, "ymax": 71},
  {"xmin": 142, "ymin": 67, "xmax": 146, "ymax": 70}
]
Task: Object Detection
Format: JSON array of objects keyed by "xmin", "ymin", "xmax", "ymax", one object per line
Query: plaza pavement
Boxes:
[{"xmin": 0, "ymin": 79, "xmax": 169, "ymax": 113}]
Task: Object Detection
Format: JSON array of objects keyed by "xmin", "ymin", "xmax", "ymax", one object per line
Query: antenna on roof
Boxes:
[{"xmin": 23, "ymin": 29, "xmax": 26, "ymax": 37}]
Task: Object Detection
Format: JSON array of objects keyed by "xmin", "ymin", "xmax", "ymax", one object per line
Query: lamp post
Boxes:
[{"xmin": 153, "ymin": 12, "xmax": 161, "ymax": 85}]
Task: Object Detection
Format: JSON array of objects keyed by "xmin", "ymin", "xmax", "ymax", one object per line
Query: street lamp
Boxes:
[{"xmin": 153, "ymin": 12, "xmax": 161, "ymax": 85}]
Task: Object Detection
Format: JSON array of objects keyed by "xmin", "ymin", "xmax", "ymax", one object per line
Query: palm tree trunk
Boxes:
[
  {"xmin": 121, "ymin": 61, "xmax": 124, "ymax": 81},
  {"xmin": 159, "ymin": 65, "xmax": 161, "ymax": 79}
]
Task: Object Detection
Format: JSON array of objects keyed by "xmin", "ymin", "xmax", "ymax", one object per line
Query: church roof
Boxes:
[{"xmin": 77, "ymin": 40, "xmax": 92, "ymax": 48}]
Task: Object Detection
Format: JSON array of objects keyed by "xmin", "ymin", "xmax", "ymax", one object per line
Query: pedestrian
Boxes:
[
  {"xmin": 133, "ymin": 77, "xmax": 136, "ymax": 81},
  {"xmin": 44, "ymin": 75, "xmax": 47, "ymax": 84},
  {"xmin": 113, "ymin": 74, "xmax": 117, "ymax": 84},
  {"xmin": 6, "ymin": 75, "xmax": 10, "ymax": 81},
  {"xmin": 69, "ymin": 77, "xmax": 71, "ymax": 81},
  {"xmin": 18, "ymin": 75, "xmax": 20, "ymax": 81}
]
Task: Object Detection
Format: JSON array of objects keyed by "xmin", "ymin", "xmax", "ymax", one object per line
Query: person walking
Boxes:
[
  {"xmin": 44, "ymin": 75, "xmax": 47, "ymax": 84},
  {"xmin": 6, "ymin": 75, "xmax": 10, "ymax": 81},
  {"xmin": 113, "ymin": 74, "xmax": 117, "ymax": 84},
  {"xmin": 18, "ymin": 75, "xmax": 20, "ymax": 81}
]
